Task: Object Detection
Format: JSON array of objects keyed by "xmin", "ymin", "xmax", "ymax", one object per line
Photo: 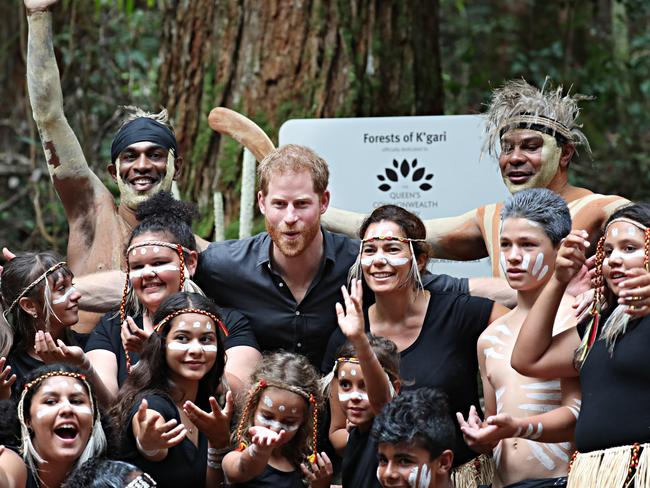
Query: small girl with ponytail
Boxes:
[{"xmin": 222, "ymin": 351, "xmax": 333, "ymax": 488}]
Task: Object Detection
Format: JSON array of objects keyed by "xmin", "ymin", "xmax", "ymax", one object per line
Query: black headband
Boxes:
[{"xmin": 111, "ymin": 117, "xmax": 178, "ymax": 163}]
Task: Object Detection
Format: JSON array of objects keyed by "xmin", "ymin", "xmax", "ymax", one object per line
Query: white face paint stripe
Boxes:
[
  {"xmin": 537, "ymin": 265, "xmax": 549, "ymax": 281},
  {"xmin": 608, "ymin": 249, "xmax": 644, "ymax": 261},
  {"xmin": 531, "ymin": 253, "xmax": 544, "ymax": 276},
  {"xmin": 129, "ymin": 264, "xmax": 180, "ymax": 279},
  {"xmin": 407, "ymin": 467, "xmax": 418, "ymax": 488},
  {"xmin": 499, "ymin": 251, "xmax": 507, "ymax": 274},
  {"xmin": 360, "ymin": 256, "xmax": 410, "ymax": 267},
  {"xmin": 263, "ymin": 396, "xmax": 273, "ymax": 407},
  {"xmin": 338, "ymin": 391, "xmax": 369, "ymax": 402},
  {"xmin": 167, "ymin": 342, "xmax": 217, "ymax": 352},
  {"xmin": 255, "ymin": 414, "xmax": 299, "ymax": 432},
  {"xmin": 35, "ymin": 402, "xmax": 93, "ymax": 418},
  {"xmin": 52, "ymin": 286, "xmax": 77, "ymax": 305},
  {"xmin": 417, "ymin": 465, "xmax": 431, "ymax": 488},
  {"xmin": 521, "ymin": 253, "xmax": 531, "ymax": 271}
]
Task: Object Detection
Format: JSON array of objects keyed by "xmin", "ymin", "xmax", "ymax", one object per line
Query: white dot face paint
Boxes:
[
  {"xmin": 177, "ymin": 321, "xmax": 186, "ymax": 329},
  {"xmin": 350, "ymin": 368, "xmax": 357, "ymax": 377},
  {"xmin": 52, "ymin": 286, "xmax": 77, "ymax": 305},
  {"xmin": 279, "ymin": 405, "xmax": 286, "ymax": 412},
  {"xmin": 340, "ymin": 370, "xmax": 346, "ymax": 378},
  {"xmin": 132, "ymin": 249, "xmax": 138, "ymax": 256},
  {"xmin": 338, "ymin": 391, "xmax": 369, "ymax": 402},
  {"xmin": 153, "ymin": 246, "xmax": 160, "ymax": 253},
  {"xmin": 610, "ymin": 227, "xmax": 619, "ymax": 237},
  {"xmin": 192, "ymin": 321, "xmax": 201, "ymax": 328},
  {"xmin": 206, "ymin": 323, "xmax": 212, "ymax": 330},
  {"xmin": 291, "ymin": 408, "xmax": 298, "ymax": 414},
  {"xmin": 254, "ymin": 414, "xmax": 299, "ymax": 432},
  {"xmin": 140, "ymin": 248, "xmax": 147, "ymax": 255},
  {"xmin": 263, "ymin": 396, "xmax": 274, "ymax": 408}
]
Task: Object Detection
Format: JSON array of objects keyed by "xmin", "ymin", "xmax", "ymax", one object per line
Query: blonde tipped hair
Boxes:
[
  {"xmin": 484, "ymin": 78, "xmax": 592, "ymax": 158},
  {"xmin": 258, "ymin": 144, "xmax": 329, "ymax": 196},
  {"xmin": 119, "ymin": 106, "xmax": 173, "ymax": 131}
]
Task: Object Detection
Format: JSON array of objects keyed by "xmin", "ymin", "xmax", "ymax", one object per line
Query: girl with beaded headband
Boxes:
[
  {"xmin": 325, "ymin": 277, "xmax": 400, "ymax": 488},
  {"xmin": 111, "ymin": 292, "xmax": 231, "ymax": 488},
  {"xmin": 61, "ymin": 459, "xmax": 157, "ymax": 488},
  {"xmin": 223, "ymin": 351, "xmax": 332, "ymax": 488},
  {"xmin": 324, "ymin": 204, "xmax": 506, "ymax": 486},
  {"xmin": 1, "ymin": 363, "xmax": 108, "ymax": 488},
  {"xmin": 0, "ymin": 252, "xmax": 84, "ymax": 400},
  {"xmin": 511, "ymin": 203, "xmax": 650, "ymax": 488},
  {"xmin": 85, "ymin": 191, "xmax": 203, "ymax": 394}
]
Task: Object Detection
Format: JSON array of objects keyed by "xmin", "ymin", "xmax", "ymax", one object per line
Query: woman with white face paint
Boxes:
[
  {"xmin": 0, "ymin": 363, "xmax": 107, "ymax": 488},
  {"xmin": 112, "ymin": 292, "xmax": 232, "ymax": 488},
  {"xmin": 512, "ymin": 203, "xmax": 650, "ymax": 487},
  {"xmin": 85, "ymin": 191, "xmax": 261, "ymax": 398},
  {"xmin": 0, "ymin": 252, "xmax": 114, "ymax": 404},
  {"xmin": 223, "ymin": 351, "xmax": 332, "ymax": 488},
  {"xmin": 324, "ymin": 205, "xmax": 507, "ymax": 485}
]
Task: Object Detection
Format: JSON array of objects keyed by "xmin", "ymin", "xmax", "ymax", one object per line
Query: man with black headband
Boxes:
[
  {"xmin": 23, "ymin": 0, "xmax": 194, "ymax": 331},
  {"xmin": 323, "ymin": 79, "xmax": 629, "ymax": 278}
]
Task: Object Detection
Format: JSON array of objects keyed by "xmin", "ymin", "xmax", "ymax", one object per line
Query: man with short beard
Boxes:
[
  {"xmin": 23, "ymin": 0, "xmax": 205, "ymax": 331},
  {"xmin": 196, "ymin": 145, "xmax": 468, "ymax": 368}
]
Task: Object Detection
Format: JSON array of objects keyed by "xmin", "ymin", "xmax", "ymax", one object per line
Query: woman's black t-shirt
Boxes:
[
  {"xmin": 227, "ymin": 464, "xmax": 304, "ymax": 488},
  {"xmin": 341, "ymin": 424, "xmax": 381, "ymax": 488},
  {"xmin": 576, "ymin": 314, "xmax": 650, "ymax": 452},
  {"xmin": 322, "ymin": 288, "xmax": 494, "ymax": 466},
  {"xmin": 125, "ymin": 394, "xmax": 207, "ymax": 488},
  {"xmin": 85, "ymin": 307, "xmax": 259, "ymax": 387}
]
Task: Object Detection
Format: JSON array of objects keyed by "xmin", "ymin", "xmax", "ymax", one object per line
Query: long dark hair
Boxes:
[
  {"xmin": 112, "ymin": 292, "xmax": 226, "ymax": 446},
  {"xmin": 0, "ymin": 252, "xmax": 75, "ymax": 356}
]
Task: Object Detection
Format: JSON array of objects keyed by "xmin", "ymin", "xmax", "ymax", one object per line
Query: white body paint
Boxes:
[
  {"xmin": 52, "ymin": 286, "xmax": 77, "ymax": 304},
  {"xmin": 521, "ymin": 253, "xmax": 531, "ymax": 271},
  {"xmin": 36, "ymin": 402, "xmax": 92, "ymax": 418},
  {"xmin": 167, "ymin": 342, "xmax": 217, "ymax": 352},
  {"xmin": 263, "ymin": 396, "xmax": 274, "ymax": 407},
  {"xmin": 484, "ymin": 347, "xmax": 505, "ymax": 360},
  {"xmin": 495, "ymin": 324, "xmax": 513, "ymax": 336},
  {"xmin": 129, "ymin": 263, "xmax": 180, "ymax": 279},
  {"xmin": 360, "ymin": 256, "xmax": 410, "ymax": 267},
  {"xmin": 338, "ymin": 391, "xmax": 369, "ymax": 402},
  {"xmin": 255, "ymin": 414, "xmax": 299, "ymax": 432},
  {"xmin": 278, "ymin": 405, "xmax": 285, "ymax": 412}
]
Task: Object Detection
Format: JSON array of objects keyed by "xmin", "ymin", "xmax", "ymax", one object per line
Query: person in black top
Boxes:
[
  {"xmin": 112, "ymin": 292, "xmax": 233, "ymax": 488},
  {"xmin": 512, "ymin": 203, "xmax": 650, "ymax": 487},
  {"xmin": 373, "ymin": 387, "xmax": 455, "ymax": 488},
  {"xmin": 326, "ymin": 279, "xmax": 400, "ymax": 488},
  {"xmin": 0, "ymin": 252, "xmax": 107, "ymax": 402},
  {"xmin": 85, "ymin": 191, "xmax": 260, "ymax": 400},
  {"xmin": 325, "ymin": 205, "xmax": 505, "ymax": 476}
]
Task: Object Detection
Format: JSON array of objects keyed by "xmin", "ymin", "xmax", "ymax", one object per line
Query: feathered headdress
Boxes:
[{"xmin": 483, "ymin": 78, "xmax": 592, "ymax": 158}]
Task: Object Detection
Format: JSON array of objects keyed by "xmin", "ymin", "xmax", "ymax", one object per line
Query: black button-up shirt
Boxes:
[{"xmin": 195, "ymin": 229, "xmax": 359, "ymax": 367}]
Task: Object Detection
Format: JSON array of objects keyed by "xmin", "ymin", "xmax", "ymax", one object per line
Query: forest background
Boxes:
[{"xmin": 0, "ymin": 0, "xmax": 648, "ymax": 253}]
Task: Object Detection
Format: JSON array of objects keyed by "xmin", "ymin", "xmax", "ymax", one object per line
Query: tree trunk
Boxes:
[{"xmin": 158, "ymin": 0, "xmax": 444, "ymax": 237}]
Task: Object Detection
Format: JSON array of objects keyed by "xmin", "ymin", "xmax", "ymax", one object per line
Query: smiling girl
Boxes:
[
  {"xmin": 112, "ymin": 292, "xmax": 232, "ymax": 488},
  {"xmin": 511, "ymin": 203, "xmax": 650, "ymax": 487}
]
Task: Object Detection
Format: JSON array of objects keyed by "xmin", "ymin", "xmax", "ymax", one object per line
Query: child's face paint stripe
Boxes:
[
  {"xmin": 255, "ymin": 414, "xmax": 299, "ymax": 432},
  {"xmin": 167, "ymin": 342, "xmax": 217, "ymax": 352},
  {"xmin": 338, "ymin": 391, "xmax": 369, "ymax": 402},
  {"xmin": 52, "ymin": 286, "xmax": 77, "ymax": 304},
  {"xmin": 129, "ymin": 264, "xmax": 180, "ymax": 279}
]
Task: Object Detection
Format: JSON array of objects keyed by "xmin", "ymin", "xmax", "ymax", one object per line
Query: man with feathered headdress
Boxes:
[{"xmin": 324, "ymin": 78, "xmax": 628, "ymax": 279}]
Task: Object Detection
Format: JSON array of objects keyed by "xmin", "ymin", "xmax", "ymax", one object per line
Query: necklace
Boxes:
[{"xmin": 179, "ymin": 408, "xmax": 195, "ymax": 435}]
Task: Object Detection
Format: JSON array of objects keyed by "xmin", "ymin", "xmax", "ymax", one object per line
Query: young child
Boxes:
[
  {"xmin": 223, "ymin": 351, "xmax": 332, "ymax": 487},
  {"xmin": 328, "ymin": 279, "xmax": 400, "ymax": 488},
  {"xmin": 372, "ymin": 387, "xmax": 455, "ymax": 488}
]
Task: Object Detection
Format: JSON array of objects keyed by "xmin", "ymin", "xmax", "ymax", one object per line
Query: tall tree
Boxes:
[{"xmin": 158, "ymin": 0, "xmax": 444, "ymax": 236}]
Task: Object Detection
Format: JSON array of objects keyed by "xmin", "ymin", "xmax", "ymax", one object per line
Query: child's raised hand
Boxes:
[
  {"xmin": 183, "ymin": 392, "xmax": 233, "ymax": 448},
  {"xmin": 34, "ymin": 331, "xmax": 86, "ymax": 367},
  {"xmin": 301, "ymin": 452, "xmax": 334, "ymax": 488},
  {"xmin": 0, "ymin": 357, "xmax": 16, "ymax": 401},
  {"xmin": 335, "ymin": 278, "xmax": 364, "ymax": 341},
  {"xmin": 555, "ymin": 230, "xmax": 590, "ymax": 284},
  {"xmin": 135, "ymin": 399, "xmax": 187, "ymax": 457},
  {"xmin": 121, "ymin": 316, "xmax": 151, "ymax": 354},
  {"xmin": 248, "ymin": 425, "xmax": 287, "ymax": 450},
  {"xmin": 456, "ymin": 406, "xmax": 497, "ymax": 453}
]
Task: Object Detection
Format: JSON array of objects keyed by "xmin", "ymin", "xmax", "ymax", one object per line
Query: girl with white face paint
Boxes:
[
  {"xmin": 0, "ymin": 252, "xmax": 109, "ymax": 404},
  {"xmin": 113, "ymin": 291, "xmax": 233, "ymax": 488},
  {"xmin": 328, "ymin": 278, "xmax": 401, "ymax": 488},
  {"xmin": 0, "ymin": 364, "xmax": 108, "ymax": 488},
  {"xmin": 223, "ymin": 351, "xmax": 333, "ymax": 488},
  {"xmin": 512, "ymin": 203, "xmax": 650, "ymax": 488}
]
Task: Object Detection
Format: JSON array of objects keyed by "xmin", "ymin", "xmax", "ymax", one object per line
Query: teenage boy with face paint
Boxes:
[
  {"xmin": 323, "ymin": 79, "xmax": 629, "ymax": 280},
  {"xmin": 22, "ymin": 0, "xmax": 207, "ymax": 332},
  {"xmin": 457, "ymin": 189, "xmax": 581, "ymax": 488}
]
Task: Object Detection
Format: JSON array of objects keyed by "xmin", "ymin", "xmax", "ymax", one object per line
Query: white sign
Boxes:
[{"xmin": 279, "ymin": 115, "xmax": 510, "ymax": 278}]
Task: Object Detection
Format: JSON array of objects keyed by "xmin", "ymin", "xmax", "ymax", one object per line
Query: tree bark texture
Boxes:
[{"xmin": 158, "ymin": 0, "xmax": 444, "ymax": 236}]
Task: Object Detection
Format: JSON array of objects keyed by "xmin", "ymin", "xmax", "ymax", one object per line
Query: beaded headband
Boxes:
[
  {"xmin": 235, "ymin": 378, "xmax": 319, "ymax": 463},
  {"xmin": 605, "ymin": 217, "xmax": 649, "ymax": 233},
  {"xmin": 120, "ymin": 240, "xmax": 188, "ymax": 372},
  {"xmin": 153, "ymin": 307, "xmax": 229, "ymax": 336},
  {"xmin": 499, "ymin": 114, "xmax": 573, "ymax": 142},
  {"xmin": 361, "ymin": 235, "xmax": 426, "ymax": 244},
  {"xmin": 3, "ymin": 262, "xmax": 67, "ymax": 316},
  {"xmin": 336, "ymin": 357, "xmax": 359, "ymax": 365},
  {"xmin": 125, "ymin": 472, "xmax": 157, "ymax": 488}
]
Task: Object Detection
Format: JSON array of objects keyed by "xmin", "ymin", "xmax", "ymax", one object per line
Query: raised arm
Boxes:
[
  {"xmin": 75, "ymin": 270, "xmax": 125, "ymax": 313},
  {"xmin": 510, "ymin": 230, "xmax": 589, "ymax": 378},
  {"xmin": 25, "ymin": 1, "xmax": 111, "ymax": 225}
]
